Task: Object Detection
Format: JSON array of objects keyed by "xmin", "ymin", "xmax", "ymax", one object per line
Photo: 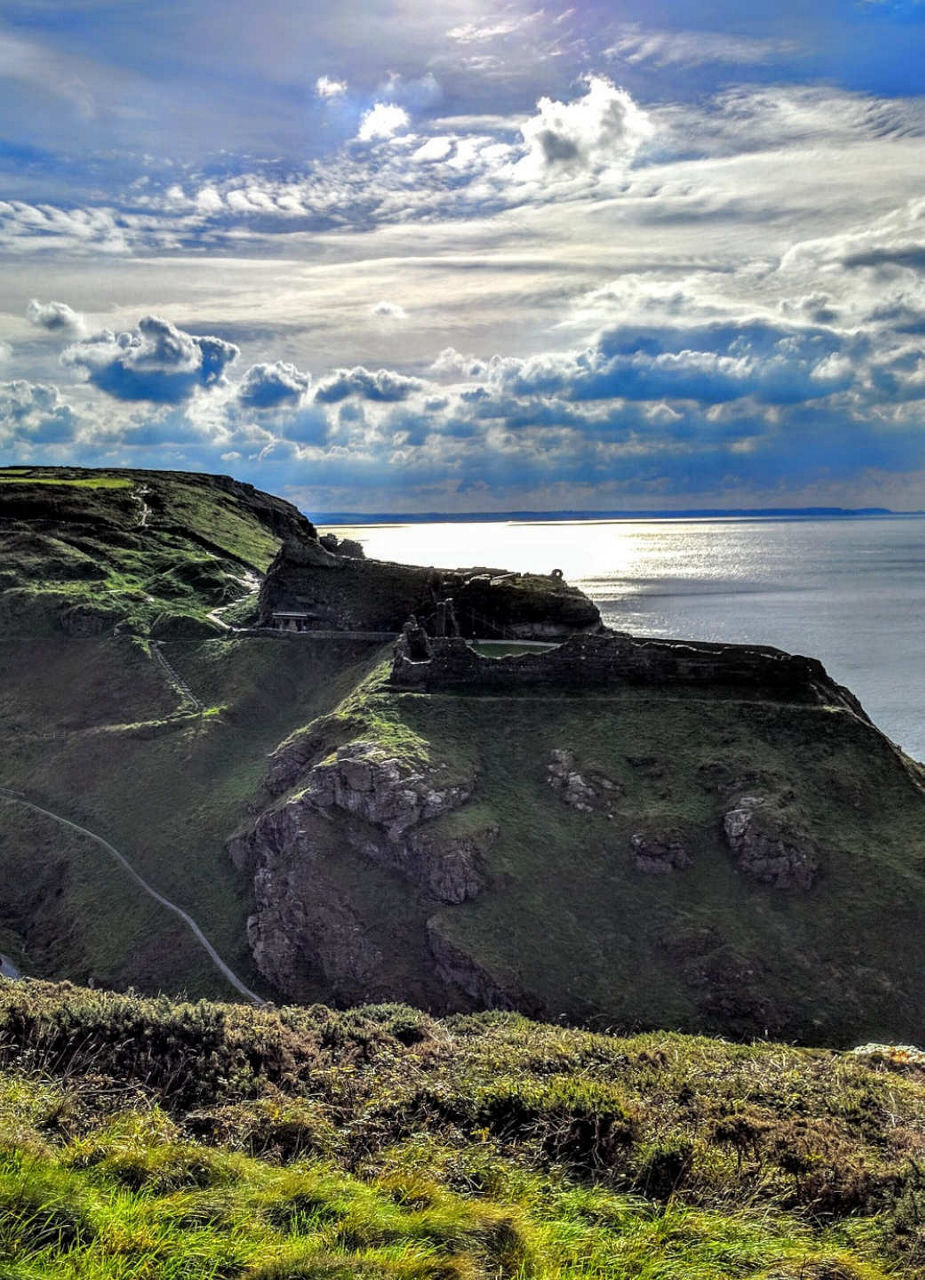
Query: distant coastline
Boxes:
[{"xmin": 314, "ymin": 506, "xmax": 910, "ymax": 525}]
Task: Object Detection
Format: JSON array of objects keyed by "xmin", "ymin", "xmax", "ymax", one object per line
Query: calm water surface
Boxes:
[{"xmin": 326, "ymin": 516, "xmax": 925, "ymax": 762}]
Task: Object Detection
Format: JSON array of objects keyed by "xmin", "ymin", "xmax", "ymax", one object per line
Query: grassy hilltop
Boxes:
[
  {"xmin": 0, "ymin": 980, "xmax": 922, "ymax": 1279},
  {"xmin": 0, "ymin": 465, "xmax": 312, "ymax": 638},
  {"xmin": 0, "ymin": 464, "xmax": 924, "ymax": 1048}
]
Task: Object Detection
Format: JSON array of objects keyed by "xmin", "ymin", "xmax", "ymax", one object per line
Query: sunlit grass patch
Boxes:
[
  {"xmin": 0, "ymin": 986, "xmax": 919, "ymax": 1279},
  {"xmin": 0, "ymin": 476, "xmax": 132, "ymax": 489}
]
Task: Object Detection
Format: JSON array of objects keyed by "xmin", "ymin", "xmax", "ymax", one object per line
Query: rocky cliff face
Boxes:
[
  {"xmin": 231, "ymin": 721, "xmax": 836, "ymax": 1013},
  {"xmin": 229, "ymin": 738, "xmax": 497, "ymax": 1004},
  {"xmin": 723, "ymin": 794, "xmax": 820, "ymax": 889}
]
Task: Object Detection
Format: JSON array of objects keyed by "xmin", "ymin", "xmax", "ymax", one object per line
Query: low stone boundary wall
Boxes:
[{"xmin": 390, "ymin": 631, "xmax": 866, "ymax": 714}]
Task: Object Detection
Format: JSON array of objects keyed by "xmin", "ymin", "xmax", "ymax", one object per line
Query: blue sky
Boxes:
[{"xmin": 1, "ymin": 0, "xmax": 923, "ymax": 512}]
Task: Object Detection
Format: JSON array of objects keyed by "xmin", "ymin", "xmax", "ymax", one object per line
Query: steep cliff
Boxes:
[{"xmin": 231, "ymin": 641, "xmax": 925, "ymax": 1044}]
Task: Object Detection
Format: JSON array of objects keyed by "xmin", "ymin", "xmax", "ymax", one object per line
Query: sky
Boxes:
[{"xmin": 0, "ymin": 0, "xmax": 923, "ymax": 514}]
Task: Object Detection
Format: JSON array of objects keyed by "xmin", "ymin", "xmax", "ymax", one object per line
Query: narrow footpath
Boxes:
[{"xmin": 0, "ymin": 787, "xmax": 266, "ymax": 1006}]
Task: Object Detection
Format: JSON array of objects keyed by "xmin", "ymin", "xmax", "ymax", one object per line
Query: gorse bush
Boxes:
[{"xmin": 0, "ymin": 981, "xmax": 922, "ymax": 1277}]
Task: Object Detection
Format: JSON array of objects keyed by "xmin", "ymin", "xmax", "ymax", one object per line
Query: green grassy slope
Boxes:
[
  {"xmin": 252, "ymin": 661, "xmax": 925, "ymax": 1044},
  {"xmin": 0, "ymin": 466, "xmax": 390, "ymax": 997},
  {"xmin": 0, "ymin": 465, "xmax": 311, "ymax": 638},
  {"xmin": 0, "ymin": 635, "xmax": 387, "ymax": 998},
  {"xmin": 0, "ymin": 981, "xmax": 922, "ymax": 1279}
]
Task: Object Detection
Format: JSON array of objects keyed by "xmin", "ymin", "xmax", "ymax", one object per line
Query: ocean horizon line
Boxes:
[{"xmin": 314, "ymin": 505, "xmax": 918, "ymax": 526}]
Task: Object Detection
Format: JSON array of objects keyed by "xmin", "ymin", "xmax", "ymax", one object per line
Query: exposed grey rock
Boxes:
[
  {"xmin": 305, "ymin": 741, "xmax": 473, "ymax": 840},
  {"xmin": 723, "ymin": 795, "xmax": 819, "ymax": 890},
  {"xmin": 303, "ymin": 742, "xmax": 488, "ymax": 902},
  {"xmin": 231, "ymin": 738, "xmax": 490, "ymax": 998},
  {"xmin": 546, "ymin": 748, "xmax": 622, "ymax": 816},
  {"xmin": 236, "ymin": 796, "xmax": 382, "ymax": 996},
  {"xmin": 630, "ymin": 829, "xmax": 692, "ymax": 873},
  {"xmin": 318, "ymin": 532, "xmax": 366, "ymax": 559},
  {"xmin": 265, "ymin": 723, "xmax": 332, "ymax": 795},
  {"xmin": 405, "ymin": 822, "xmax": 494, "ymax": 903},
  {"xmin": 226, "ymin": 828, "xmax": 254, "ymax": 874}
]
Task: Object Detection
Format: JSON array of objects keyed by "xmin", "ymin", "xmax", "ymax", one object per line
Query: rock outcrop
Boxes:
[
  {"xmin": 303, "ymin": 742, "xmax": 474, "ymax": 840},
  {"xmin": 546, "ymin": 749, "xmax": 622, "ymax": 816},
  {"xmin": 630, "ymin": 830, "xmax": 692, "ymax": 874},
  {"xmin": 319, "ymin": 532, "xmax": 365, "ymax": 559},
  {"xmin": 233, "ymin": 791, "xmax": 386, "ymax": 998},
  {"xmin": 723, "ymin": 796, "xmax": 819, "ymax": 890},
  {"xmin": 230, "ymin": 739, "xmax": 494, "ymax": 1001},
  {"xmin": 426, "ymin": 921, "xmax": 524, "ymax": 1010}
]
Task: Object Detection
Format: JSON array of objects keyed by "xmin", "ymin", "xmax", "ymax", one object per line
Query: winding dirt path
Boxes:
[
  {"xmin": 0, "ymin": 787, "xmax": 266, "ymax": 1006},
  {"xmin": 206, "ymin": 568, "xmax": 262, "ymax": 630}
]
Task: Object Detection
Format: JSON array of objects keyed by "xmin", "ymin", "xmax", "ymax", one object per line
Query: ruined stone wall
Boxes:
[
  {"xmin": 259, "ymin": 539, "xmax": 601, "ymax": 638},
  {"xmin": 390, "ymin": 631, "xmax": 868, "ymax": 715}
]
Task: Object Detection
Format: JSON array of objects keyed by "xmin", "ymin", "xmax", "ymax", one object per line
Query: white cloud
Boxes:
[
  {"xmin": 237, "ymin": 360, "xmax": 311, "ymax": 408},
  {"xmin": 26, "ymin": 298, "xmax": 87, "ymax": 337},
  {"xmin": 517, "ymin": 75, "xmax": 653, "ymax": 178},
  {"xmin": 0, "ymin": 201, "xmax": 129, "ymax": 255},
  {"xmin": 357, "ymin": 102, "xmax": 411, "ymax": 141},
  {"xmin": 413, "ymin": 136, "xmax": 453, "ymax": 162},
  {"xmin": 316, "ymin": 74, "xmax": 347, "ymax": 99},
  {"xmin": 314, "ymin": 365, "xmax": 423, "ymax": 403},
  {"xmin": 782, "ymin": 197, "xmax": 925, "ymax": 273},
  {"xmin": 62, "ymin": 315, "xmax": 239, "ymax": 403},
  {"xmin": 0, "ymin": 379, "xmax": 79, "ymax": 445},
  {"xmin": 195, "ymin": 186, "xmax": 225, "ymax": 214},
  {"xmin": 448, "ymin": 14, "xmax": 542, "ymax": 43},
  {"xmin": 371, "ymin": 301, "xmax": 407, "ymax": 319},
  {"xmin": 608, "ymin": 27, "xmax": 797, "ymax": 69}
]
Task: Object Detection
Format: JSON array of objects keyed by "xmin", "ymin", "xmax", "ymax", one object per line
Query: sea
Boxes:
[{"xmin": 323, "ymin": 515, "xmax": 925, "ymax": 764}]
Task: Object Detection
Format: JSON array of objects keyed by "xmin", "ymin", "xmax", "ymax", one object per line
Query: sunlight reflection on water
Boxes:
[{"xmin": 326, "ymin": 516, "xmax": 925, "ymax": 761}]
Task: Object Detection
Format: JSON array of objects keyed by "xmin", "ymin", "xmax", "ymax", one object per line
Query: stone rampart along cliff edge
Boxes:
[{"xmin": 389, "ymin": 630, "xmax": 870, "ymax": 716}]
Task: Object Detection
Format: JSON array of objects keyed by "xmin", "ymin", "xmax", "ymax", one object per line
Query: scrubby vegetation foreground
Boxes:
[{"xmin": 0, "ymin": 983, "xmax": 922, "ymax": 1279}]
